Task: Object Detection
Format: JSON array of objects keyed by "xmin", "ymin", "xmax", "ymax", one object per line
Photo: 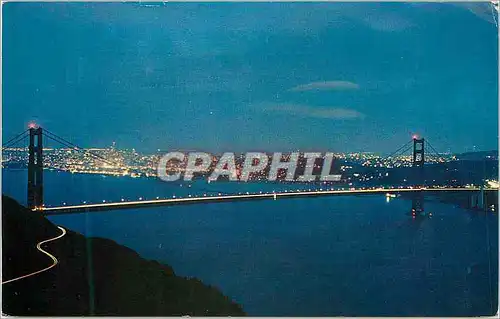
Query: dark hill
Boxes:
[{"xmin": 2, "ymin": 196, "xmax": 245, "ymax": 316}]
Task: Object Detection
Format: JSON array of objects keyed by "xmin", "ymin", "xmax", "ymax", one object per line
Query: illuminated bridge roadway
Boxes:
[{"xmin": 38, "ymin": 187, "xmax": 497, "ymax": 215}]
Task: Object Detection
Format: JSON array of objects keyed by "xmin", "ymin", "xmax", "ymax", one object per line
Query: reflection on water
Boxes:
[{"xmin": 2, "ymin": 170, "xmax": 498, "ymax": 316}]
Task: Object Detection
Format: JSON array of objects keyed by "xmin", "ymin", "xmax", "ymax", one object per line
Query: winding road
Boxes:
[{"xmin": 2, "ymin": 226, "xmax": 66, "ymax": 285}]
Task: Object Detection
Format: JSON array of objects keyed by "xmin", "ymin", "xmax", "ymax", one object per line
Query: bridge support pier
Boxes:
[
  {"xmin": 478, "ymin": 184, "xmax": 485, "ymax": 210},
  {"xmin": 411, "ymin": 191, "xmax": 424, "ymax": 216},
  {"xmin": 470, "ymin": 189, "xmax": 485, "ymax": 211},
  {"xmin": 27, "ymin": 127, "xmax": 43, "ymax": 209}
]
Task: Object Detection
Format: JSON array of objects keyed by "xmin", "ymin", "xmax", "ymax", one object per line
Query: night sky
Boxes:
[{"xmin": 3, "ymin": 2, "xmax": 498, "ymax": 154}]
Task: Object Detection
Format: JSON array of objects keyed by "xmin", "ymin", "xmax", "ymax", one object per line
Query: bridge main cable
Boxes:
[
  {"xmin": 44, "ymin": 129, "xmax": 119, "ymax": 167},
  {"xmin": 2, "ymin": 129, "xmax": 29, "ymax": 149},
  {"xmin": 381, "ymin": 139, "xmax": 413, "ymax": 162},
  {"xmin": 425, "ymin": 139, "xmax": 441, "ymax": 158}
]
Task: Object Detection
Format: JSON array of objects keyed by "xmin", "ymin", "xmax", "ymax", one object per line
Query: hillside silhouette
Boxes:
[{"xmin": 2, "ymin": 195, "xmax": 245, "ymax": 316}]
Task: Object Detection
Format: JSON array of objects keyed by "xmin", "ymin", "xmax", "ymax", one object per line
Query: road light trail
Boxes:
[{"xmin": 2, "ymin": 226, "xmax": 66, "ymax": 285}]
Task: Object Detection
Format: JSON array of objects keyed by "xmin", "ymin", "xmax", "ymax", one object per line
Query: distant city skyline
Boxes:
[{"xmin": 3, "ymin": 2, "xmax": 498, "ymax": 153}]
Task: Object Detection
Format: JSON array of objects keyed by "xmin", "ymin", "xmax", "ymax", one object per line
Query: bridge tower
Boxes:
[
  {"xmin": 27, "ymin": 127, "xmax": 43, "ymax": 209},
  {"xmin": 412, "ymin": 138, "xmax": 425, "ymax": 177},
  {"xmin": 411, "ymin": 137, "xmax": 425, "ymax": 215}
]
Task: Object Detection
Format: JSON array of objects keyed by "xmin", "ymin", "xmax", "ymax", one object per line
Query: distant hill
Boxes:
[
  {"xmin": 2, "ymin": 195, "xmax": 245, "ymax": 316},
  {"xmin": 455, "ymin": 150, "xmax": 498, "ymax": 161}
]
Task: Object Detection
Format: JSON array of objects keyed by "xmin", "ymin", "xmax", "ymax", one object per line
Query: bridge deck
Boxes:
[{"xmin": 39, "ymin": 187, "xmax": 496, "ymax": 215}]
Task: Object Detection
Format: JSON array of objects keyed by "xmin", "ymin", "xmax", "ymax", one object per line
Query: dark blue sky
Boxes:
[{"xmin": 3, "ymin": 2, "xmax": 498, "ymax": 154}]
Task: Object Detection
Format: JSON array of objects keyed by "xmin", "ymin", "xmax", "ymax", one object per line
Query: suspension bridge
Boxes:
[{"xmin": 2, "ymin": 125, "xmax": 495, "ymax": 216}]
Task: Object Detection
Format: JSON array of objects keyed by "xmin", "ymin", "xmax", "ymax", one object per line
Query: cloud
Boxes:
[
  {"xmin": 409, "ymin": 3, "xmax": 497, "ymax": 25},
  {"xmin": 261, "ymin": 103, "xmax": 365, "ymax": 120},
  {"xmin": 336, "ymin": 3, "xmax": 415, "ymax": 32},
  {"xmin": 452, "ymin": 2, "xmax": 498, "ymax": 25},
  {"xmin": 359, "ymin": 13, "xmax": 415, "ymax": 32},
  {"xmin": 289, "ymin": 81, "xmax": 359, "ymax": 92}
]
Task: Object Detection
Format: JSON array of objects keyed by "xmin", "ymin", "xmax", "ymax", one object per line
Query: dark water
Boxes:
[{"xmin": 2, "ymin": 170, "xmax": 498, "ymax": 316}]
